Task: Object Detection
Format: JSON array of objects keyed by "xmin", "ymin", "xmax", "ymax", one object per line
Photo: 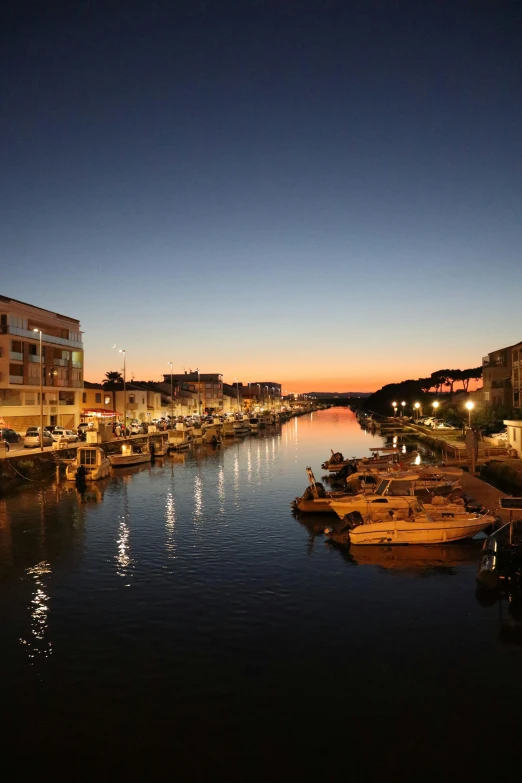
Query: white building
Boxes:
[{"xmin": 0, "ymin": 295, "xmax": 83, "ymax": 432}]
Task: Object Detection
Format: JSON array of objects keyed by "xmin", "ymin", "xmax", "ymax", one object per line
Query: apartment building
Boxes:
[
  {"xmin": 481, "ymin": 344, "xmax": 515, "ymax": 408},
  {"xmin": 163, "ymin": 372, "xmax": 223, "ymax": 414},
  {"xmin": 512, "ymin": 342, "xmax": 522, "ymax": 409},
  {"xmin": 0, "ymin": 295, "xmax": 83, "ymax": 431}
]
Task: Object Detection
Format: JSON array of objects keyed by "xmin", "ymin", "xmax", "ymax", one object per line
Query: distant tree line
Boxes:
[{"xmin": 364, "ymin": 366, "xmax": 484, "ymax": 416}]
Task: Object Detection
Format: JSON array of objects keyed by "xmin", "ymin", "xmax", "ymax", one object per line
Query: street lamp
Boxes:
[
  {"xmin": 392, "ymin": 401, "xmax": 397, "ymax": 417},
  {"xmin": 401, "ymin": 401, "xmax": 406, "ymax": 417},
  {"xmin": 194, "ymin": 368, "xmax": 201, "ymax": 416},
  {"xmin": 414, "ymin": 402, "xmax": 420, "ymax": 421},
  {"xmin": 465, "ymin": 400, "xmax": 474, "ymax": 429},
  {"xmin": 119, "ymin": 349, "xmax": 126, "ymax": 435},
  {"xmin": 33, "ymin": 329, "xmax": 44, "ymax": 451},
  {"xmin": 167, "ymin": 362, "xmax": 174, "ymax": 422},
  {"xmin": 432, "ymin": 401, "xmax": 439, "ymax": 419},
  {"xmin": 234, "ymin": 379, "xmax": 240, "ymax": 413}
]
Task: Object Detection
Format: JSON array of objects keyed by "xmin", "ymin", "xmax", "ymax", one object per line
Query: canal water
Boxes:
[{"xmin": 1, "ymin": 408, "xmax": 520, "ymax": 777}]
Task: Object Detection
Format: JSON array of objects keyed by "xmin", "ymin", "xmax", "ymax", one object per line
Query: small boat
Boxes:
[
  {"xmin": 249, "ymin": 417, "xmax": 259, "ymax": 432},
  {"xmin": 108, "ymin": 442, "xmax": 151, "ymax": 467},
  {"xmin": 328, "ymin": 472, "xmax": 462, "ymax": 520},
  {"xmin": 233, "ymin": 420, "xmax": 251, "ymax": 435},
  {"xmin": 292, "ymin": 467, "xmax": 353, "ymax": 514},
  {"xmin": 168, "ymin": 426, "xmax": 193, "ymax": 451},
  {"xmin": 326, "ymin": 506, "xmax": 496, "ymax": 546},
  {"xmin": 149, "ymin": 436, "xmax": 169, "ymax": 457},
  {"xmin": 66, "ymin": 445, "xmax": 111, "ymax": 482}
]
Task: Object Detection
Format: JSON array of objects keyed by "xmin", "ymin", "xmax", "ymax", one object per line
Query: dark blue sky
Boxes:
[{"xmin": 2, "ymin": 0, "xmax": 521, "ymax": 390}]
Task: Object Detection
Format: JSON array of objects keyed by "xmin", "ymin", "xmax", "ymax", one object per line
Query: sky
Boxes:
[{"xmin": 1, "ymin": 0, "xmax": 521, "ymax": 393}]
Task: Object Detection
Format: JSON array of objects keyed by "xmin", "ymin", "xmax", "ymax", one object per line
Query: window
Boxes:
[
  {"xmin": 28, "ymin": 343, "xmax": 38, "ymax": 356},
  {"xmin": 9, "ymin": 364, "xmax": 24, "ymax": 377},
  {"xmin": 11, "ymin": 340, "xmax": 23, "ymax": 353},
  {"xmin": 82, "ymin": 393, "xmax": 87, "ymax": 403},
  {"xmin": 25, "ymin": 392, "xmax": 36, "ymax": 405},
  {"xmin": 0, "ymin": 389, "xmax": 22, "ymax": 405},
  {"xmin": 129, "ymin": 394, "xmax": 135, "ymax": 403},
  {"xmin": 142, "ymin": 397, "xmax": 145, "ymax": 404},
  {"xmin": 104, "ymin": 396, "xmax": 110, "ymax": 405},
  {"xmin": 95, "ymin": 393, "xmax": 101, "ymax": 403}
]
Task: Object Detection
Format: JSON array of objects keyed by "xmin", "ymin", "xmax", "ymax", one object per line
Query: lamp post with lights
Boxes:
[
  {"xmin": 234, "ymin": 379, "xmax": 240, "ymax": 413},
  {"xmin": 432, "ymin": 401, "xmax": 439, "ymax": 420},
  {"xmin": 167, "ymin": 362, "xmax": 174, "ymax": 421},
  {"xmin": 465, "ymin": 400, "xmax": 474, "ymax": 429},
  {"xmin": 401, "ymin": 401, "xmax": 406, "ymax": 417},
  {"xmin": 33, "ymin": 329, "xmax": 44, "ymax": 450},
  {"xmin": 414, "ymin": 402, "xmax": 420, "ymax": 421},
  {"xmin": 119, "ymin": 349, "xmax": 126, "ymax": 435},
  {"xmin": 392, "ymin": 402, "xmax": 397, "ymax": 418}
]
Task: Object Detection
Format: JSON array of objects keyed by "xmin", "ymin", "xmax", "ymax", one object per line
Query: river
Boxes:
[{"xmin": 1, "ymin": 407, "xmax": 520, "ymax": 778}]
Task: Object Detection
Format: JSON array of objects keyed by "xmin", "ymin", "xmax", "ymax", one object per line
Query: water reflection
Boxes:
[
  {"xmin": 193, "ymin": 474, "xmax": 203, "ymax": 523},
  {"xmin": 217, "ymin": 466, "xmax": 225, "ymax": 515},
  {"xmin": 165, "ymin": 490, "xmax": 176, "ymax": 558},
  {"xmin": 116, "ymin": 483, "xmax": 134, "ymax": 582},
  {"xmin": 20, "ymin": 561, "xmax": 52, "ymax": 662},
  {"xmin": 334, "ymin": 542, "xmax": 481, "ymax": 575}
]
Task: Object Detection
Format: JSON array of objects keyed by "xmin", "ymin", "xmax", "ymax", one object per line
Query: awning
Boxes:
[{"xmin": 81, "ymin": 408, "xmax": 122, "ymax": 416}]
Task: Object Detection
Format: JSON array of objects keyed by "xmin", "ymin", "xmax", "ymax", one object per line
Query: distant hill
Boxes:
[{"xmin": 304, "ymin": 391, "xmax": 371, "ymax": 398}]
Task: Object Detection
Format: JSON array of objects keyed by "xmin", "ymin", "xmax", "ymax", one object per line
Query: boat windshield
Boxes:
[
  {"xmin": 375, "ymin": 480, "xmax": 390, "ymax": 495},
  {"xmin": 79, "ymin": 449, "xmax": 97, "ymax": 466}
]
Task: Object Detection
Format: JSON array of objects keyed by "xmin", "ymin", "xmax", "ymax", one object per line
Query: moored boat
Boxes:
[
  {"xmin": 66, "ymin": 445, "xmax": 111, "ymax": 481},
  {"xmin": 108, "ymin": 442, "xmax": 151, "ymax": 467},
  {"xmin": 326, "ymin": 506, "xmax": 496, "ymax": 546}
]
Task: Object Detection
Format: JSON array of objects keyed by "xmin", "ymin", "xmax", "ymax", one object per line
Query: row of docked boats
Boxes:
[
  {"xmin": 292, "ymin": 447, "xmax": 498, "ymax": 546},
  {"xmin": 64, "ymin": 412, "xmax": 286, "ymax": 483}
]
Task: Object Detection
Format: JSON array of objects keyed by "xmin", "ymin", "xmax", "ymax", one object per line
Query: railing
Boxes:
[
  {"xmin": 0, "ymin": 324, "xmax": 83, "ymax": 348},
  {"xmin": 9, "ymin": 375, "xmax": 23, "ymax": 384},
  {"xmin": 28, "ymin": 355, "xmax": 42, "ymax": 363},
  {"xmin": 9, "ymin": 352, "xmax": 23, "ymax": 361}
]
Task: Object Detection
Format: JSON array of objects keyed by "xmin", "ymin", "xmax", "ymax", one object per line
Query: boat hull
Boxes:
[
  {"xmin": 108, "ymin": 453, "xmax": 152, "ymax": 467},
  {"xmin": 349, "ymin": 516, "xmax": 494, "ymax": 545}
]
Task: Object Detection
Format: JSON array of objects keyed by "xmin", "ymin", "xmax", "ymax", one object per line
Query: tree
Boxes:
[
  {"xmin": 444, "ymin": 369, "xmax": 463, "ymax": 398},
  {"xmin": 431, "ymin": 370, "xmax": 449, "ymax": 395},
  {"xmin": 103, "ymin": 370, "xmax": 123, "ymax": 389}
]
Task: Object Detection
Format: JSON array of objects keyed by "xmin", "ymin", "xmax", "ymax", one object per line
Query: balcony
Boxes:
[
  {"xmin": 9, "ymin": 375, "xmax": 24, "ymax": 384},
  {"xmin": 0, "ymin": 324, "xmax": 83, "ymax": 348},
  {"xmin": 9, "ymin": 351, "xmax": 23, "ymax": 361},
  {"xmin": 28, "ymin": 354, "xmax": 42, "ymax": 363}
]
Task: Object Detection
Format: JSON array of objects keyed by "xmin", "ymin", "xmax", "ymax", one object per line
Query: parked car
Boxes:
[
  {"xmin": 23, "ymin": 427, "xmax": 54, "ymax": 448},
  {"xmin": 53, "ymin": 428, "xmax": 79, "ymax": 442},
  {"xmin": 489, "ymin": 429, "xmax": 508, "ymax": 441},
  {"xmin": 0, "ymin": 427, "xmax": 22, "ymax": 444},
  {"xmin": 434, "ymin": 422, "xmax": 457, "ymax": 430},
  {"xmin": 130, "ymin": 423, "xmax": 143, "ymax": 434}
]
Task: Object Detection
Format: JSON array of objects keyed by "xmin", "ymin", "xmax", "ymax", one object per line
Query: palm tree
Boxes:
[{"xmin": 103, "ymin": 370, "xmax": 123, "ymax": 388}]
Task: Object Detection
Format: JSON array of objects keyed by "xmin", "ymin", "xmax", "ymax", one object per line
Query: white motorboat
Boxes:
[
  {"xmin": 340, "ymin": 507, "xmax": 496, "ymax": 546},
  {"xmin": 108, "ymin": 442, "xmax": 151, "ymax": 467},
  {"xmin": 233, "ymin": 420, "xmax": 251, "ymax": 435},
  {"xmin": 66, "ymin": 445, "xmax": 111, "ymax": 481}
]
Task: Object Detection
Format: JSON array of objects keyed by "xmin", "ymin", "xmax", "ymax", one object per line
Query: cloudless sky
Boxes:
[{"xmin": 1, "ymin": 0, "xmax": 521, "ymax": 392}]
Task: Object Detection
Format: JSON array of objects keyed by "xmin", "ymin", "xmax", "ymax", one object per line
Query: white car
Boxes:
[
  {"xmin": 130, "ymin": 423, "xmax": 143, "ymax": 434},
  {"xmin": 53, "ymin": 428, "xmax": 79, "ymax": 442}
]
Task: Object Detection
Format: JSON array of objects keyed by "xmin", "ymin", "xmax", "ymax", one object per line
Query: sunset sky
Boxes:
[{"xmin": 2, "ymin": 1, "xmax": 521, "ymax": 393}]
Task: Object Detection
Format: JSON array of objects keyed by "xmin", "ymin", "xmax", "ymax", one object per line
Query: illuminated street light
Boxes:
[
  {"xmin": 465, "ymin": 400, "xmax": 474, "ymax": 428},
  {"xmin": 432, "ymin": 401, "xmax": 439, "ymax": 421},
  {"xmin": 401, "ymin": 401, "xmax": 406, "ymax": 417},
  {"xmin": 392, "ymin": 401, "xmax": 397, "ymax": 418},
  {"xmin": 234, "ymin": 378, "xmax": 240, "ymax": 413},
  {"xmin": 33, "ymin": 329, "xmax": 44, "ymax": 451},
  {"xmin": 167, "ymin": 362, "xmax": 174, "ymax": 421},
  {"xmin": 414, "ymin": 402, "xmax": 420, "ymax": 421},
  {"xmin": 119, "ymin": 349, "xmax": 126, "ymax": 434}
]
